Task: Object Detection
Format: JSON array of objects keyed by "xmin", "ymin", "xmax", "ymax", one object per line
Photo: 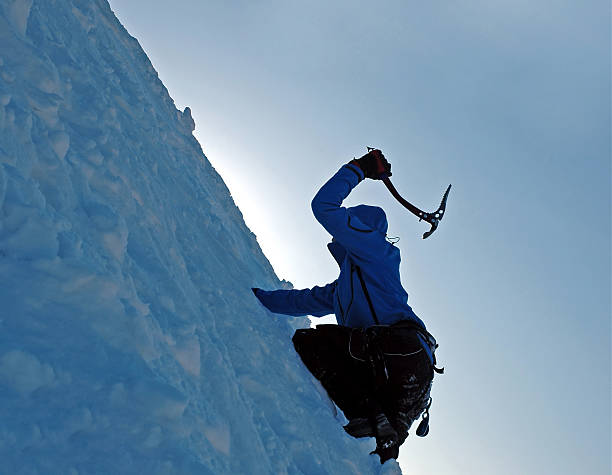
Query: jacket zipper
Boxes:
[
  {"xmin": 336, "ymin": 293, "xmax": 345, "ymax": 325},
  {"xmin": 336, "ymin": 265, "xmax": 356, "ymax": 326},
  {"xmin": 344, "ymin": 264, "xmax": 356, "ymax": 320},
  {"xmin": 356, "ymin": 266, "xmax": 380, "ymax": 325}
]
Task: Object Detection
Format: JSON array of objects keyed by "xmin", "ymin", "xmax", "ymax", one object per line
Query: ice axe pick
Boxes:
[
  {"xmin": 383, "ymin": 178, "xmax": 451, "ymax": 239},
  {"xmin": 368, "ymin": 147, "xmax": 452, "ymax": 239}
]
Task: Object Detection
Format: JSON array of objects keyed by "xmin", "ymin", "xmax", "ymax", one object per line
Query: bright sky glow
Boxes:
[{"xmin": 110, "ymin": 2, "xmax": 610, "ymax": 473}]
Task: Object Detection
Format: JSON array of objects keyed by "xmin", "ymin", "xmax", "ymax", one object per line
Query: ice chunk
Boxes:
[
  {"xmin": 102, "ymin": 229, "xmax": 127, "ymax": 262},
  {"xmin": 180, "ymin": 106, "xmax": 195, "ymax": 133},
  {"xmin": 0, "ymin": 350, "xmax": 56, "ymax": 395},
  {"xmin": 132, "ymin": 379, "xmax": 189, "ymax": 420},
  {"xmin": 50, "ymin": 131, "xmax": 70, "ymax": 160},
  {"xmin": 203, "ymin": 424, "xmax": 231, "ymax": 455},
  {"xmin": 5, "ymin": 0, "xmax": 33, "ymax": 36},
  {"xmin": 171, "ymin": 335, "xmax": 201, "ymax": 376}
]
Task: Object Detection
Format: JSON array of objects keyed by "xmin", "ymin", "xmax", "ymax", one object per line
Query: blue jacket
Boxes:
[{"xmin": 255, "ymin": 164, "xmax": 426, "ymax": 330}]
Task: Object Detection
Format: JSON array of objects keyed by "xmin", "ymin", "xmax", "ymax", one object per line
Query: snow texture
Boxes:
[{"xmin": 0, "ymin": 0, "xmax": 401, "ymax": 473}]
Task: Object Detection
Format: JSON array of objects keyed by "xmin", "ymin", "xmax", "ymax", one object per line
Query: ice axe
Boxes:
[{"xmin": 367, "ymin": 147, "xmax": 452, "ymax": 239}]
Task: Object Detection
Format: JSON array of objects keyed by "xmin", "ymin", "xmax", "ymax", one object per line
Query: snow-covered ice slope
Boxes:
[{"xmin": 0, "ymin": 0, "xmax": 400, "ymax": 473}]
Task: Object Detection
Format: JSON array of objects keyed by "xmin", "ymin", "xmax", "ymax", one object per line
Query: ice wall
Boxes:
[{"xmin": 0, "ymin": 0, "xmax": 399, "ymax": 473}]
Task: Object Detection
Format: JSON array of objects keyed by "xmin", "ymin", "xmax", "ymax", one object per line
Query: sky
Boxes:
[{"xmin": 109, "ymin": 1, "xmax": 610, "ymax": 473}]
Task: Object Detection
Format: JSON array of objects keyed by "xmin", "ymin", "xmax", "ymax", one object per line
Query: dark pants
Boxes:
[{"xmin": 292, "ymin": 324, "xmax": 433, "ymax": 445}]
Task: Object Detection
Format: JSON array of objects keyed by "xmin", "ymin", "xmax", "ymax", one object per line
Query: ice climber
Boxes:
[{"xmin": 252, "ymin": 149, "xmax": 442, "ymax": 464}]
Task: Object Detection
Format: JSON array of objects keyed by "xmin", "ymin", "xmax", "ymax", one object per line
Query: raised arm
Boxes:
[
  {"xmin": 311, "ymin": 152, "xmax": 391, "ymax": 260},
  {"xmin": 253, "ymin": 282, "xmax": 336, "ymax": 317}
]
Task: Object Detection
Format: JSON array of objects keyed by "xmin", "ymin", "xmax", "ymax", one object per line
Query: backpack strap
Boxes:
[
  {"xmin": 388, "ymin": 320, "xmax": 443, "ymax": 438},
  {"xmin": 391, "ymin": 320, "xmax": 444, "ymax": 374}
]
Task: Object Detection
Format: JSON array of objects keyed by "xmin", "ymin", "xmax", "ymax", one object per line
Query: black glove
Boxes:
[
  {"xmin": 351, "ymin": 149, "xmax": 391, "ymax": 180},
  {"xmin": 370, "ymin": 443, "xmax": 400, "ymax": 464},
  {"xmin": 370, "ymin": 412, "xmax": 400, "ymax": 464}
]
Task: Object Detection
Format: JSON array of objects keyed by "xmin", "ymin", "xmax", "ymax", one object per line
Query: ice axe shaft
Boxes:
[{"xmin": 382, "ymin": 177, "xmax": 451, "ymax": 239}]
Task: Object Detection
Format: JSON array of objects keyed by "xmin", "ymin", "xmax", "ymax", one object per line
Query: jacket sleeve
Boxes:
[
  {"xmin": 254, "ymin": 282, "xmax": 336, "ymax": 317},
  {"xmin": 311, "ymin": 164, "xmax": 387, "ymax": 259}
]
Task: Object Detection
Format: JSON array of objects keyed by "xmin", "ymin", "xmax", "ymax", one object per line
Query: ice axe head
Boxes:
[
  {"xmin": 365, "ymin": 146, "xmax": 450, "ymax": 239},
  {"xmin": 383, "ymin": 178, "xmax": 452, "ymax": 240},
  {"xmin": 421, "ymin": 184, "xmax": 451, "ymax": 239}
]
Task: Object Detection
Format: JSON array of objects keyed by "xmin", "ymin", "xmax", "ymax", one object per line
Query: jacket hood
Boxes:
[
  {"xmin": 327, "ymin": 205, "xmax": 389, "ymax": 267},
  {"xmin": 348, "ymin": 205, "xmax": 388, "ymax": 235}
]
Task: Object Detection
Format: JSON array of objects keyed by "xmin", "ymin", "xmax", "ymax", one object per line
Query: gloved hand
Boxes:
[
  {"xmin": 370, "ymin": 443, "xmax": 400, "ymax": 464},
  {"xmin": 350, "ymin": 149, "xmax": 391, "ymax": 180},
  {"xmin": 370, "ymin": 412, "xmax": 400, "ymax": 464}
]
